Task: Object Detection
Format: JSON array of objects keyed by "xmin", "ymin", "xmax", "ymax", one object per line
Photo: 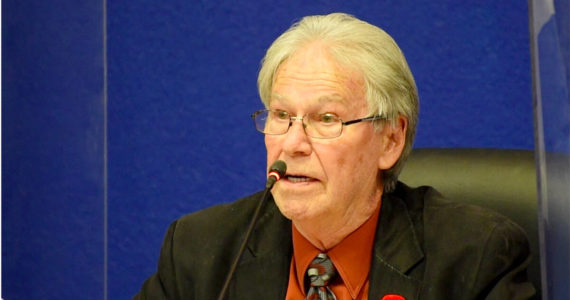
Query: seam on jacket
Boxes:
[
  {"xmin": 468, "ymin": 219, "xmax": 502, "ymax": 296},
  {"xmin": 402, "ymin": 198, "xmax": 424, "ymax": 259},
  {"xmin": 169, "ymin": 220, "xmax": 181, "ymax": 300},
  {"xmin": 374, "ymin": 253, "xmax": 421, "ymax": 283}
]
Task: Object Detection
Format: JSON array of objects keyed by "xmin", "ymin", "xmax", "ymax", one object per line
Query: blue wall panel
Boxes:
[{"xmin": 2, "ymin": 1, "xmax": 104, "ymax": 299}]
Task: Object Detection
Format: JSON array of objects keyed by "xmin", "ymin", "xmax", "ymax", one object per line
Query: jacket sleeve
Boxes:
[
  {"xmin": 133, "ymin": 220, "xmax": 181, "ymax": 300},
  {"xmin": 471, "ymin": 219, "xmax": 536, "ymax": 300}
]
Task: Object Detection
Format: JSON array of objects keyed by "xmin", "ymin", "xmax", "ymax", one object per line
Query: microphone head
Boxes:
[
  {"xmin": 269, "ymin": 160, "xmax": 287, "ymax": 176},
  {"xmin": 266, "ymin": 160, "xmax": 287, "ymax": 189}
]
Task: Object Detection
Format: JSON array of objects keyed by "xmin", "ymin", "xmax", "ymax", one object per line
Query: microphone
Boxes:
[
  {"xmin": 266, "ymin": 160, "xmax": 287, "ymax": 189},
  {"xmin": 217, "ymin": 160, "xmax": 287, "ymax": 300}
]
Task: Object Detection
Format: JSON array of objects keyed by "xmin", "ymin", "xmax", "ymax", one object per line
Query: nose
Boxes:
[
  {"xmin": 289, "ymin": 115, "xmax": 306, "ymax": 130},
  {"xmin": 282, "ymin": 116, "xmax": 312, "ymax": 157}
]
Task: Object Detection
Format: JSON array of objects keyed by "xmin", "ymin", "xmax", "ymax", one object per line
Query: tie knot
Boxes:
[{"xmin": 307, "ymin": 253, "xmax": 336, "ymax": 287}]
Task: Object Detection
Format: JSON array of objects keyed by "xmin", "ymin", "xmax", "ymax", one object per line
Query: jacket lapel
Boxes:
[
  {"xmin": 368, "ymin": 193, "xmax": 424, "ymax": 300},
  {"xmin": 226, "ymin": 191, "xmax": 425, "ymax": 299},
  {"xmin": 230, "ymin": 196, "xmax": 293, "ymax": 299}
]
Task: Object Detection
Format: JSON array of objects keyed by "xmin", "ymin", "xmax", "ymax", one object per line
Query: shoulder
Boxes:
[
  {"xmin": 171, "ymin": 191, "xmax": 266, "ymax": 246},
  {"xmin": 393, "ymin": 181, "xmax": 527, "ymax": 240},
  {"xmin": 136, "ymin": 191, "xmax": 284, "ymax": 299},
  {"xmin": 392, "ymin": 182, "xmax": 534, "ymax": 297},
  {"xmin": 423, "ymin": 184, "xmax": 527, "ymax": 245},
  {"xmin": 418, "ymin": 184, "xmax": 530, "ymax": 265}
]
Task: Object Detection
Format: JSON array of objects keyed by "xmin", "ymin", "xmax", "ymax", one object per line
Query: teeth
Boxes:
[{"xmin": 288, "ymin": 176, "xmax": 312, "ymax": 183}]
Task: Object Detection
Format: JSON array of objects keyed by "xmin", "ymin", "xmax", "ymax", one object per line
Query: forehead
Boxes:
[
  {"xmin": 271, "ymin": 42, "xmax": 366, "ymax": 109},
  {"xmin": 272, "ymin": 93, "xmax": 346, "ymax": 105}
]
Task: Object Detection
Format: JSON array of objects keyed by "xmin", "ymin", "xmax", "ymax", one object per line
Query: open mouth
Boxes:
[{"xmin": 285, "ymin": 175, "xmax": 315, "ymax": 183}]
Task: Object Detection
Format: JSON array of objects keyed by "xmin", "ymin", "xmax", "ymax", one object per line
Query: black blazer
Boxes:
[{"xmin": 134, "ymin": 182, "xmax": 535, "ymax": 299}]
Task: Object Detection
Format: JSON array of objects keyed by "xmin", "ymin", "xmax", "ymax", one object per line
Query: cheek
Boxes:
[
  {"xmin": 349, "ymin": 153, "xmax": 367, "ymax": 183},
  {"xmin": 333, "ymin": 146, "xmax": 365, "ymax": 167},
  {"xmin": 265, "ymin": 136, "xmax": 277, "ymax": 152},
  {"xmin": 336, "ymin": 156, "xmax": 346, "ymax": 167},
  {"xmin": 265, "ymin": 136, "xmax": 282, "ymax": 163},
  {"xmin": 332, "ymin": 140, "xmax": 378, "ymax": 183}
]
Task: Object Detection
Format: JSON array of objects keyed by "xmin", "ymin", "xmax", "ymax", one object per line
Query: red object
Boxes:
[
  {"xmin": 380, "ymin": 295, "xmax": 405, "ymax": 300},
  {"xmin": 268, "ymin": 170, "xmax": 281, "ymax": 181}
]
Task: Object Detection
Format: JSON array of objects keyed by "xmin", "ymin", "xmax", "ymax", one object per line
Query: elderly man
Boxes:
[{"xmin": 135, "ymin": 13, "xmax": 534, "ymax": 299}]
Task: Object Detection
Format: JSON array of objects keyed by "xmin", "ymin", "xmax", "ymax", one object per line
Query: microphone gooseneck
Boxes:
[{"xmin": 217, "ymin": 160, "xmax": 287, "ymax": 300}]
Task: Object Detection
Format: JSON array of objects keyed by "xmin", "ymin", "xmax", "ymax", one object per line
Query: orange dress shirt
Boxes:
[{"xmin": 285, "ymin": 203, "xmax": 381, "ymax": 300}]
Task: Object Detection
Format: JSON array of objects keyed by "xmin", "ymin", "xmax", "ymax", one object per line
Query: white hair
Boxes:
[{"xmin": 257, "ymin": 13, "xmax": 419, "ymax": 192}]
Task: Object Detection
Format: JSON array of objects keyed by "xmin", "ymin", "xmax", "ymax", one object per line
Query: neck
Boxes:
[{"xmin": 293, "ymin": 194, "xmax": 382, "ymax": 251}]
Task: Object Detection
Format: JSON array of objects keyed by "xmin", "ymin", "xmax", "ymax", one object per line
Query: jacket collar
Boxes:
[
  {"xmin": 368, "ymin": 188, "xmax": 425, "ymax": 300},
  {"xmin": 230, "ymin": 195, "xmax": 292, "ymax": 299},
  {"xmin": 229, "ymin": 187, "xmax": 425, "ymax": 300}
]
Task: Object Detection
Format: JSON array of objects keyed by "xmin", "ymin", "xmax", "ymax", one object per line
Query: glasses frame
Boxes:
[{"xmin": 251, "ymin": 109, "xmax": 385, "ymax": 139}]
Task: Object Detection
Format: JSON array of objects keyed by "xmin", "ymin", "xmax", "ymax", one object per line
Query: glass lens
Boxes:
[
  {"xmin": 255, "ymin": 110, "xmax": 290, "ymax": 135},
  {"xmin": 306, "ymin": 113, "xmax": 342, "ymax": 138},
  {"xmin": 253, "ymin": 110, "xmax": 268, "ymax": 132},
  {"xmin": 266, "ymin": 110, "xmax": 290, "ymax": 134},
  {"xmin": 253, "ymin": 110, "xmax": 345, "ymax": 138}
]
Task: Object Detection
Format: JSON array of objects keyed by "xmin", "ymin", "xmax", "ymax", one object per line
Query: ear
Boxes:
[{"xmin": 378, "ymin": 115, "xmax": 408, "ymax": 170}]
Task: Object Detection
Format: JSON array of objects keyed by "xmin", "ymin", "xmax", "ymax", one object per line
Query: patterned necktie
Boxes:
[{"xmin": 305, "ymin": 253, "xmax": 338, "ymax": 300}]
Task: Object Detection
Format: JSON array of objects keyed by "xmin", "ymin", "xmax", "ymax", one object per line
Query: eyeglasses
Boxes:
[{"xmin": 251, "ymin": 109, "xmax": 385, "ymax": 139}]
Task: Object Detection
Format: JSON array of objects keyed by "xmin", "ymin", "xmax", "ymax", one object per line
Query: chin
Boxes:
[{"xmin": 273, "ymin": 196, "xmax": 314, "ymax": 221}]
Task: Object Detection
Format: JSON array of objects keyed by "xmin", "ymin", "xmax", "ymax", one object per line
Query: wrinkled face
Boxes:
[{"xmin": 266, "ymin": 43, "xmax": 384, "ymax": 223}]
